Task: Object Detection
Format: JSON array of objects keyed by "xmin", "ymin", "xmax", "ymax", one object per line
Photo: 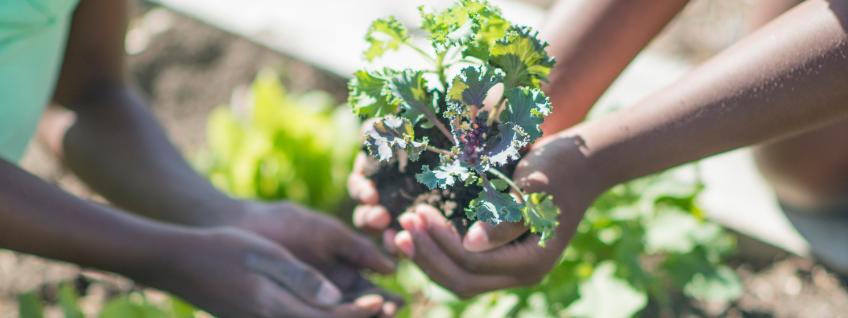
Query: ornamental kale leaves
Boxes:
[{"xmin": 349, "ymin": 0, "xmax": 560, "ymax": 245}]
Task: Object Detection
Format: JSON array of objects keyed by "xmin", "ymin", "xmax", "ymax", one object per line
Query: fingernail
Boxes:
[
  {"xmin": 367, "ymin": 207, "xmax": 391, "ymax": 229},
  {"xmin": 361, "ymin": 187, "xmax": 378, "ymax": 204},
  {"xmin": 316, "ymin": 281, "xmax": 342, "ymax": 306},
  {"xmin": 383, "ymin": 302, "xmax": 398, "ymax": 316},
  {"xmin": 463, "ymin": 223, "xmax": 489, "ymax": 252},
  {"xmin": 398, "ymin": 213, "xmax": 420, "ymax": 235},
  {"xmin": 395, "ymin": 231, "xmax": 415, "ymax": 258},
  {"xmin": 354, "ymin": 294, "xmax": 384, "ymax": 313}
]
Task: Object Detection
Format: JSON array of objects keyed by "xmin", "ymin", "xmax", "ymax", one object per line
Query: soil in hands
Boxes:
[{"xmin": 361, "ymin": 106, "xmax": 516, "ymax": 235}]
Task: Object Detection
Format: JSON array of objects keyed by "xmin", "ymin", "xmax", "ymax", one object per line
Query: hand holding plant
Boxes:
[{"xmin": 349, "ymin": 0, "xmax": 561, "ymax": 247}]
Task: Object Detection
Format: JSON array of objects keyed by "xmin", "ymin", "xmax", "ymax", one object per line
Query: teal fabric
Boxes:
[{"xmin": 0, "ymin": 0, "xmax": 80, "ymax": 163}]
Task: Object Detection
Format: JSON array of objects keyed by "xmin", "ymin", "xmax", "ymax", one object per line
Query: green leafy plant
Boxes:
[
  {"xmin": 198, "ymin": 69, "xmax": 360, "ymax": 212},
  {"xmin": 350, "ymin": 0, "xmax": 560, "ymax": 244},
  {"xmin": 18, "ymin": 283, "xmax": 185, "ymax": 318}
]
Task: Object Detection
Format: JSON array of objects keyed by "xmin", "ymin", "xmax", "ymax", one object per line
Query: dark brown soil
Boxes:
[
  {"xmin": 363, "ymin": 114, "xmax": 479, "ymax": 235},
  {"xmin": 362, "ymin": 102, "xmax": 518, "ymax": 235}
]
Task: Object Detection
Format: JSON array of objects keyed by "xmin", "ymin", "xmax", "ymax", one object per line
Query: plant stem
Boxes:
[
  {"xmin": 406, "ymin": 43, "xmax": 435, "ymax": 63},
  {"xmin": 486, "ymin": 94, "xmax": 507, "ymax": 126},
  {"xmin": 431, "ymin": 118, "xmax": 456, "ymax": 145},
  {"xmin": 488, "ymin": 168, "xmax": 524, "ymax": 195},
  {"xmin": 426, "ymin": 146, "xmax": 454, "ymax": 157},
  {"xmin": 435, "ymin": 52, "xmax": 448, "ymax": 92},
  {"xmin": 448, "ymin": 46, "xmax": 462, "ymax": 60}
]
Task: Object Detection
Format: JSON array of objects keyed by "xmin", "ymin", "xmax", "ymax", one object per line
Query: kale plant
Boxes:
[{"xmin": 348, "ymin": 0, "xmax": 560, "ymax": 244}]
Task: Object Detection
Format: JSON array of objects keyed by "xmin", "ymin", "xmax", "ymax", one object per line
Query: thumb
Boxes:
[
  {"xmin": 336, "ymin": 229, "xmax": 397, "ymax": 274},
  {"xmin": 463, "ymin": 220, "xmax": 529, "ymax": 252},
  {"xmin": 329, "ymin": 294, "xmax": 387, "ymax": 318},
  {"xmin": 246, "ymin": 252, "xmax": 342, "ymax": 307}
]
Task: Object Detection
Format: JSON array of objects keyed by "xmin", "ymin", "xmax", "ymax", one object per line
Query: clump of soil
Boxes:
[{"xmin": 361, "ymin": 103, "xmax": 517, "ymax": 235}]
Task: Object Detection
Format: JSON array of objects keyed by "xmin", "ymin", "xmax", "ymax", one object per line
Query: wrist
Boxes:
[
  {"xmin": 531, "ymin": 128, "xmax": 612, "ymax": 198},
  {"xmin": 126, "ymin": 223, "xmax": 207, "ymax": 288},
  {"xmin": 190, "ymin": 198, "xmax": 251, "ymax": 228}
]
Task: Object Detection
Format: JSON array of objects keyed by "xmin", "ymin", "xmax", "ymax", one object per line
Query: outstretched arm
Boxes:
[
  {"xmin": 0, "ymin": 158, "xmax": 170, "ymax": 279},
  {"xmin": 540, "ymin": 0, "xmax": 690, "ymax": 133},
  {"xmin": 51, "ymin": 0, "xmax": 240, "ymax": 226},
  {"xmin": 554, "ymin": 0, "xmax": 848, "ymax": 191},
  {"xmin": 0, "ymin": 158, "xmax": 391, "ymax": 317}
]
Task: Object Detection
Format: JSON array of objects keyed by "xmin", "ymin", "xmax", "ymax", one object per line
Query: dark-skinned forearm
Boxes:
[
  {"xmin": 61, "ymin": 87, "xmax": 240, "ymax": 226},
  {"xmin": 52, "ymin": 0, "xmax": 239, "ymax": 227},
  {"xmin": 0, "ymin": 158, "xmax": 185, "ymax": 280},
  {"xmin": 540, "ymin": 0, "xmax": 690, "ymax": 133},
  {"xmin": 561, "ymin": 0, "xmax": 848, "ymax": 190}
]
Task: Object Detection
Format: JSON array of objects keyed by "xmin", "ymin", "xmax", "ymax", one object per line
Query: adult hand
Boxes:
[
  {"xmin": 391, "ymin": 135, "xmax": 608, "ymax": 298},
  {"xmin": 146, "ymin": 227, "xmax": 387, "ymax": 318},
  {"xmin": 232, "ymin": 200, "xmax": 401, "ymax": 316}
]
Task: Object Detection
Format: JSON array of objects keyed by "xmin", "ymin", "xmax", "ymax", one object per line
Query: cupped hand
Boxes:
[
  {"xmin": 232, "ymin": 200, "xmax": 402, "ymax": 316},
  {"xmin": 347, "ymin": 152, "xmax": 398, "ymax": 253},
  {"xmin": 392, "ymin": 134, "xmax": 607, "ymax": 298},
  {"xmin": 146, "ymin": 227, "xmax": 387, "ymax": 318}
]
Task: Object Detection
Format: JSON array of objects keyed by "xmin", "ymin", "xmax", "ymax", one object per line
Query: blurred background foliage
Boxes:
[
  {"xmin": 195, "ymin": 69, "xmax": 361, "ymax": 212},
  {"xmin": 17, "ymin": 71, "xmax": 740, "ymax": 318}
]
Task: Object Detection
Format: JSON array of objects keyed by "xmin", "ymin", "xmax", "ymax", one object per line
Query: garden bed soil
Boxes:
[{"xmin": 362, "ymin": 115, "xmax": 518, "ymax": 235}]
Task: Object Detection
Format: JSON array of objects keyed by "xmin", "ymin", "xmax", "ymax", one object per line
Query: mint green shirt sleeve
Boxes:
[{"xmin": 0, "ymin": 0, "xmax": 80, "ymax": 164}]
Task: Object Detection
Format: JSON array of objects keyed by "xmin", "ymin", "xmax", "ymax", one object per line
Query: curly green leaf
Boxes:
[
  {"xmin": 364, "ymin": 16, "xmax": 410, "ymax": 62},
  {"xmin": 416, "ymin": 161, "xmax": 474, "ymax": 190},
  {"xmin": 447, "ymin": 66, "xmax": 502, "ymax": 111},
  {"xmin": 364, "ymin": 116, "xmax": 426, "ymax": 162},
  {"xmin": 500, "ymin": 87, "xmax": 551, "ymax": 144},
  {"xmin": 466, "ymin": 176, "xmax": 524, "ymax": 225},
  {"xmin": 489, "ymin": 26, "xmax": 555, "ymax": 90},
  {"xmin": 523, "ymin": 192, "xmax": 560, "ymax": 246},
  {"xmin": 348, "ymin": 69, "xmax": 400, "ymax": 118}
]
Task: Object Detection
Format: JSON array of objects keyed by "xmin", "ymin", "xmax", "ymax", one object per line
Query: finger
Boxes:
[
  {"xmin": 415, "ymin": 205, "xmax": 557, "ymax": 277},
  {"xmin": 411, "ymin": 205, "xmax": 465, "ymax": 259},
  {"xmin": 334, "ymin": 230, "xmax": 396, "ymax": 274},
  {"xmin": 353, "ymin": 205, "xmax": 391, "ymax": 234},
  {"xmin": 328, "ymin": 294, "xmax": 385, "ymax": 318},
  {"xmin": 463, "ymin": 220, "xmax": 529, "ymax": 252},
  {"xmin": 246, "ymin": 252, "xmax": 342, "ymax": 307},
  {"xmin": 398, "ymin": 214, "xmax": 524, "ymax": 298},
  {"xmin": 348, "ymin": 153, "xmax": 379, "ymax": 205},
  {"xmin": 340, "ymin": 276, "xmax": 405, "ymax": 307},
  {"xmin": 383, "ymin": 228, "xmax": 399, "ymax": 255},
  {"xmin": 395, "ymin": 213, "xmax": 426, "ymax": 258},
  {"xmin": 255, "ymin": 277, "xmax": 336, "ymax": 318},
  {"xmin": 380, "ymin": 301, "xmax": 398, "ymax": 318},
  {"xmin": 336, "ymin": 280, "xmax": 403, "ymax": 318},
  {"xmin": 394, "ymin": 230, "xmax": 415, "ymax": 259}
]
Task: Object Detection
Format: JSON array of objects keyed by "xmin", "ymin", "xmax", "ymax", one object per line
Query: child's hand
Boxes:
[
  {"xmin": 229, "ymin": 200, "xmax": 401, "ymax": 316},
  {"xmin": 347, "ymin": 152, "xmax": 398, "ymax": 253},
  {"xmin": 391, "ymin": 133, "xmax": 607, "ymax": 297},
  {"xmin": 149, "ymin": 227, "xmax": 391, "ymax": 318}
]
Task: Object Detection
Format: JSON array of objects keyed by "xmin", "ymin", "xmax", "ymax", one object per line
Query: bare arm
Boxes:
[
  {"xmin": 540, "ymin": 0, "xmax": 691, "ymax": 133},
  {"xmin": 556, "ymin": 0, "xmax": 848, "ymax": 192},
  {"xmin": 52, "ymin": 0, "xmax": 240, "ymax": 226},
  {"xmin": 0, "ymin": 159, "xmax": 171, "ymax": 279}
]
